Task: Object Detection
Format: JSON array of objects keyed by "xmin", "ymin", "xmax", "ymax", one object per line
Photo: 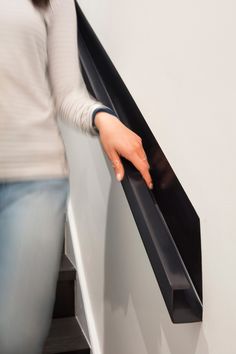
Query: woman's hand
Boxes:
[{"xmin": 94, "ymin": 111, "xmax": 153, "ymax": 189}]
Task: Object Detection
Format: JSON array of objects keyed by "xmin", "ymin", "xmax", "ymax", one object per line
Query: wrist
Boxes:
[
  {"xmin": 92, "ymin": 107, "xmax": 117, "ymax": 131},
  {"xmin": 94, "ymin": 112, "xmax": 111, "ymax": 131}
]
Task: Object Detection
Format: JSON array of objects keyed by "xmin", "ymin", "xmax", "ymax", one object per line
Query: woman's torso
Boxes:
[{"xmin": 0, "ymin": 0, "xmax": 69, "ymax": 181}]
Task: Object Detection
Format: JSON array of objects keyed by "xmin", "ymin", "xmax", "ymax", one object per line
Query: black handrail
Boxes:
[{"xmin": 74, "ymin": 1, "xmax": 202, "ymax": 323}]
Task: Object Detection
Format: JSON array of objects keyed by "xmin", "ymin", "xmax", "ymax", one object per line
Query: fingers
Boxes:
[
  {"xmin": 119, "ymin": 136, "xmax": 153, "ymax": 189},
  {"xmin": 135, "ymin": 141, "xmax": 150, "ymax": 167},
  {"xmin": 128, "ymin": 152, "xmax": 153, "ymax": 189},
  {"xmin": 109, "ymin": 147, "xmax": 153, "ymax": 189},
  {"xmin": 104, "ymin": 127, "xmax": 153, "ymax": 189},
  {"xmin": 110, "ymin": 150, "xmax": 125, "ymax": 182},
  {"xmin": 128, "ymin": 136, "xmax": 149, "ymax": 164}
]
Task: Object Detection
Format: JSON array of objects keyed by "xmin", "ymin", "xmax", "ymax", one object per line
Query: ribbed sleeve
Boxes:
[{"xmin": 46, "ymin": 0, "xmax": 109, "ymax": 136}]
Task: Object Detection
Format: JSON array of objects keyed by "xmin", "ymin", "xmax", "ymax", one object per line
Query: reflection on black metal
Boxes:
[{"xmin": 74, "ymin": 1, "xmax": 202, "ymax": 323}]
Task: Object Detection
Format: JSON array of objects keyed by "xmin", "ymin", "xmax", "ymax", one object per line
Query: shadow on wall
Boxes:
[{"xmin": 102, "ymin": 176, "xmax": 209, "ymax": 354}]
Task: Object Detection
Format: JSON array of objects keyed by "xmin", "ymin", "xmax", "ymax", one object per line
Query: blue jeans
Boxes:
[{"xmin": 0, "ymin": 177, "xmax": 69, "ymax": 354}]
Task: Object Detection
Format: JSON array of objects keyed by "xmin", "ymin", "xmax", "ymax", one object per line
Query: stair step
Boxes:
[
  {"xmin": 53, "ymin": 255, "xmax": 76, "ymax": 318},
  {"xmin": 53, "ymin": 280, "xmax": 75, "ymax": 318},
  {"xmin": 43, "ymin": 317, "xmax": 90, "ymax": 354},
  {"xmin": 59, "ymin": 254, "xmax": 76, "ymax": 282}
]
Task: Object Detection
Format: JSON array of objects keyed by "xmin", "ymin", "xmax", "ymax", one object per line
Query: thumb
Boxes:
[{"xmin": 110, "ymin": 150, "xmax": 124, "ymax": 182}]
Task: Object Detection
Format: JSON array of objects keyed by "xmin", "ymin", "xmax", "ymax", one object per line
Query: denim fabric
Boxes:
[{"xmin": 0, "ymin": 177, "xmax": 69, "ymax": 354}]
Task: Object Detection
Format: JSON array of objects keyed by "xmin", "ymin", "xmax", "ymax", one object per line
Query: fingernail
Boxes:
[
  {"xmin": 149, "ymin": 182, "xmax": 153, "ymax": 189},
  {"xmin": 116, "ymin": 173, "xmax": 122, "ymax": 181}
]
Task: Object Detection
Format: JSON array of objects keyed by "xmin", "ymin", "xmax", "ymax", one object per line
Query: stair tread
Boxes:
[
  {"xmin": 43, "ymin": 317, "xmax": 90, "ymax": 354},
  {"xmin": 59, "ymin": 254, "xmax": 76, "ymax": 281}
]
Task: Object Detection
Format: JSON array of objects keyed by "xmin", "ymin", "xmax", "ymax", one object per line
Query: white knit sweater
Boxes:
[{"xmin": 0, "ymin": 0, "xmax": 109, "ymax": 181}]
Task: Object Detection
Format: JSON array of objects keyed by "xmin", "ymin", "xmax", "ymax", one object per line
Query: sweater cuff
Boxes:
[{"xmin": 91, "ymin": 107, "xmax": 118, "ymax": 130}]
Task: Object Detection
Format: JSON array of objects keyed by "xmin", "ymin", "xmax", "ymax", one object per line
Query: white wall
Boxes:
[{"xmin": 61, "ymin": 0, "xmax": 236, "ymax": 353}]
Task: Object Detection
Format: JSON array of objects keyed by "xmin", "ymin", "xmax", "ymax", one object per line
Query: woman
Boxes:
[{"xmin": 0, "ymin": 0, "xmax": 153, "ymax": 352}]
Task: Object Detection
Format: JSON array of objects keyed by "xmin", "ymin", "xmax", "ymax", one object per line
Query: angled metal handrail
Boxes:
[{"xmin": 74, "ymin": 1, "xmax": 202, "ymax": 323}]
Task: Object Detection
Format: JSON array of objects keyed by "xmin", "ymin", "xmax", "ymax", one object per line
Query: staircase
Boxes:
[{"xmin": 43, "ymin": 241, "xmax": 90, "ymax": 354}]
